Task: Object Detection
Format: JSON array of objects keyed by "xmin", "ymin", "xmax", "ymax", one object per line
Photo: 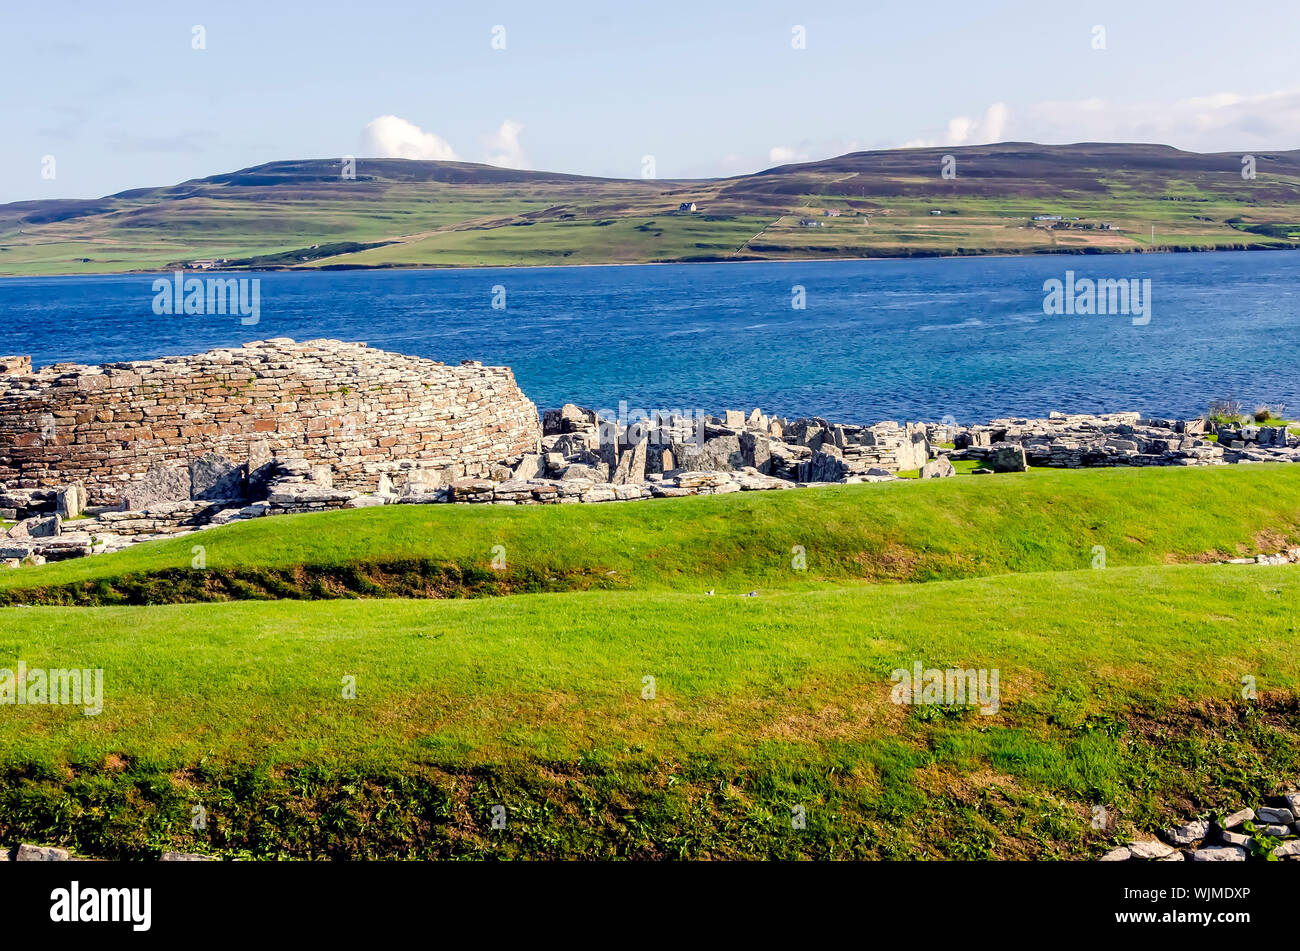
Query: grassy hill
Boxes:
[
  {"xmin": 3, "ymin": 142, "xmax": 1299, "ymax": 275},
  {"xmin": 1, "ymin": 465, "xmax": 1298, "ymax": 859},
  {"xmin": 1, "ymin": 464, "xmax": 1298, "ymax": 603}
]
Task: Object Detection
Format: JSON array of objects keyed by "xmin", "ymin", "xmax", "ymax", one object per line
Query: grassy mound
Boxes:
[{"xmin": 2, "ymin": 464, "xmax": 1299, "ymax": 604}]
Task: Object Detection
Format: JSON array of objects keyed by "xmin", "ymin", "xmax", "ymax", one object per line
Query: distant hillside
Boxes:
[
  {"xmin": 2, "ymin": 143, "xmax": 1298, "ymax": 275},
  {"xmin": 737, "ymin": 142, "xmax": 1300, "ymax": 200}
]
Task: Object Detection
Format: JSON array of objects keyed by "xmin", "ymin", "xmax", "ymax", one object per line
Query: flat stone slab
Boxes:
[
  {"xmin": 1128, "ymin": 839, "xmax": 1176, "ymax": 859},
  {"xmin": 268, "ymin": 486, "xmax": 358, "ymax": 505},
  {"xmin": 1218, "ymin": 808, "xmax": 1254, "ymax": 829},
  {"xmin": 343, "ymin": 496, "xmax": 388, "ymax": 508},
  {"xmin": 190, "ymin": 452, "xmax": 245, "ymax": 501},
  {"xmin": 16, "ymin": 844, "xmax": 71, "ymax": 861},
  {"xmin": 1257, "ymin": 806, "xmax": 1294, "ymax": 824},
  {"xmin": 1192, "ymin": 846, "xmax": 1247, "ymax": 862}
]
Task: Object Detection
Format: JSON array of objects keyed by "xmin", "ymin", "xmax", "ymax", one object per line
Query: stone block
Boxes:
[
  {"xmin": 1191, "ymin": 846, "xmax": 1247, "ymax": 862},
  {"xmin": 919, "ymin": 455, "xmax": 956, "ymax": 479},
  {"xmin": 246, "ymin": 439, "xmax": 275, "ymax": 499},
  {"xmin": 190, "ymin": 452, "xmax": 246, "ymax": 501},
  {"xmin": 985, "ymin": 443, "xmax": 1027, "ymax": 473},
  {"xmin": 123, "ymin": 465, "xmax": 191, "ymax": 511},
  {"xmin": 16, "ymin": 844, "xmax": 70, "ymax": 861},
  {"xmin": 55, "ymin": 482, "xmax": 86, "ymax": 519},
  {"xmin": 611, "ymin": 438, "xmax": 647, "ymax": 484},
  {"xmin": 513, "ymin": 453, "xmax": 542, "ymax": 480},
  {"xmin": 8, "ymin": 514, "xmax": 60, "ymax": 538},
  {"xmin": 1163, "ymin": 819, "xmax": 1209, "ymax": 846},
  {"xmin": 1127, "ymin": 839, "xmax": 1175, "ymax": 859}
]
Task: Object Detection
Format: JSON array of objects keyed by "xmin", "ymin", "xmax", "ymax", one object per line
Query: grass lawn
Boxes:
[
  {"xmin": 0, "ymin": 565, "xmax": 1296, "ymax": 859},
  {"xmin": 5, "ymin": 565, "xmax": 1297, "ymax": 766},
  {"xmin": 2, "ymin": 464, "xmax": 1298, "ymax": 602},
  {"xmin": 0, "ymin": 464, "xmax": 1297, "ymax": 859}
]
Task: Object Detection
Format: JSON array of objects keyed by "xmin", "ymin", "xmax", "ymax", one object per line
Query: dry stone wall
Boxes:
[{"xmin": 0, "ymin": 338, "xmax": 541, "ymax": 503}]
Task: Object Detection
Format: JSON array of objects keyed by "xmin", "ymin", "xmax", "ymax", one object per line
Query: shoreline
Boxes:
[{"xmin": 2, "ymin": 242, "xmax": 1297, "ymax": 281}]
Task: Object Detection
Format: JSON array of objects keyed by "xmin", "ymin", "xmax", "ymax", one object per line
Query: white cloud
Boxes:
[
  {"xmin": 360, "ymin": 115, "xmax": 457, "ymax": 161},
  {"xmin": 768, "ymin": 145, "xmax": 807, "ymax": 164},
  {"xmin": 482, "ymin": 119, "xmax": 527, "ymax": 169},
  {"xmin": 902, "ymin": 102, "xmax": 1009, "ymax": 148},
  {"xmin": 766, "ymin": 137, "xmax": 864, "ymax": 168},
  {"xmin": 901, "ymin": 90, "xmax": 1300, "ymax": 152}
]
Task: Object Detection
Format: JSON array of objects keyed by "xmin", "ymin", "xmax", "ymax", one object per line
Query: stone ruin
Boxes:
[
  {"xmin": 0, "ymin": 337, "xmax": 540, "ymax": 505},
  {"xmin": 0, "ymin": 338, "xmax": 543, "ymax": 564},
  {"xmin": 397, "ymin": 403, "xmax": 1299, "ymax": 511},
  {"xmin": 1, "ymin": 336, "xmax": 1298, "ymax": 568},
  {"xmin": 949, "ymin": 411, "xmax": 1300, "ymax": 469},
  {"xmin": 531, "ymin": 403, "xmax": 929, "ymax": 487}
]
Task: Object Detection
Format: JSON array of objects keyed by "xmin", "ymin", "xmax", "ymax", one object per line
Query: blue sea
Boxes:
[{"xmin": 1, "ymin": 252, "xmax": 1297, "ymax": 422}]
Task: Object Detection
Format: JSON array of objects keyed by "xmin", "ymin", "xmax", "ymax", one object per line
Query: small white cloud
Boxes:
[
  {"xmin": 766, "ymin": 138, "xmax": 863, "ymax": 169},
  {"xmin": 768, "ymin": 145, "xmax": 807, "ymax": 164},
  {"xmin": 360, "ymin": 115, "xmax": 457, "ymax": 161},
  {"xmin": 903, "ymin": 102, "xmax": 1010, "ymax": 148},
  {"xmin": 482, "ymin": 119, "xmax": 527, "ymax": 169}
]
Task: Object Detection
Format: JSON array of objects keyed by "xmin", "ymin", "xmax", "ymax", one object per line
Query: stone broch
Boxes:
[{"xmin": 0, "ymin": 338, "xmax": 541, "ymax": 504}]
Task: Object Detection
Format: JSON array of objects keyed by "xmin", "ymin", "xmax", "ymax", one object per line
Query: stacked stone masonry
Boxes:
[{"xmin": 0, "ymin": 338, "xmax": 541, "ymax": 504}]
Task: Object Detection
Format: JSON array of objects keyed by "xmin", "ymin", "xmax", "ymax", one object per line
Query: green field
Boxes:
[
  {"xmin": 0, "ymin": 465, "xmax": 1298, "ymax": 859},
  {"xmin": 1, "ymin": 464, "xmax": 1298, "ymax": 601},
  {"xmin": 3, "ymin": 142, "xmax": 1299, "ymax": 275}
]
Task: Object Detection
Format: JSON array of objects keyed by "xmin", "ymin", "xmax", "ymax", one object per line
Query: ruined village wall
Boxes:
[{"xmin": 0, "ymin": 338, "xmax": 542, "ymax": 503}]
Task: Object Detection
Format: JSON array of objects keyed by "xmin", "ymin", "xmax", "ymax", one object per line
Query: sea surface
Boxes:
[{"xmin": 1, "ymin": 252, "xmax": 1297, "ymax": 422}]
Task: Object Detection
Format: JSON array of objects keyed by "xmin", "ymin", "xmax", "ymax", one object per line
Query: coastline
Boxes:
[{"xmin": 2, "ymin": 242, "xmax": 1297, "ymax": 281}]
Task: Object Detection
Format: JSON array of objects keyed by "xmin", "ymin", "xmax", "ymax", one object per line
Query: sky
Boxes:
[{"xmin": 3, "ymin": 0, "xmax": 1300, "ymax": 203}]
